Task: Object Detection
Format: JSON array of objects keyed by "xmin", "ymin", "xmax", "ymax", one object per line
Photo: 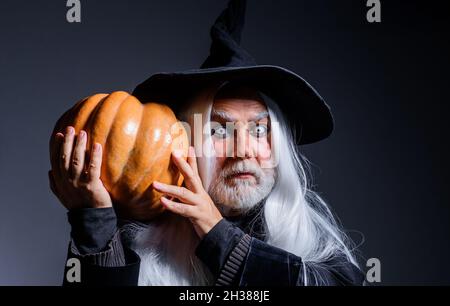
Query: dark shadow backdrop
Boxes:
[{"xmin": 0, "ymin": 0, "xmax": 449, "ymax": 285}]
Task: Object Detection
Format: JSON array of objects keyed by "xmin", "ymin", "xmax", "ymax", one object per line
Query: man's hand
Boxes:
[
  {"xmin": 48, "ymin": 126, "xmax": 113, "ymax": 210},
  {"xmin": 153, "ymin": 146, "xmax": 223, "ymax": 239}
]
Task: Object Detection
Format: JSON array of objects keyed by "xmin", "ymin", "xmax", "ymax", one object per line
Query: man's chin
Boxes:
[
  {"xmin": 209, "ymin": 176, "xmax": 274, "ymax": 217},
  {"xmin": 214, "ymin": 193, "xmax": 262, "ymax": 217}
]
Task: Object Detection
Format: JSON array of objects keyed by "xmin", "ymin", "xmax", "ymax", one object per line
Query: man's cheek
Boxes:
[
  {"xmin": 213, "ymin": 141, "xmax": 224, "ymax": 158},
  {"xmin": 257, "ymin": 141, "xmax": 277, "ymax": 170},
  {"xmin": 213, "ymin": 157, "xmax": 226, "ymax": 172},
  {"xmin": 256, "ymin": 141, "xmax": 272, "ymax": 160}
]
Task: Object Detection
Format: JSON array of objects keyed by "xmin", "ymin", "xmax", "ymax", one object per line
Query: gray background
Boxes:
[{"xmin": 0, "ymin": 0, "xmax": 449, "ymax": 285}]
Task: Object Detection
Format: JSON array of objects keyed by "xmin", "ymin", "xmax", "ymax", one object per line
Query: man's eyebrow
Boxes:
[
  {"xmin": 250, "ymin": 111, "xmax": 269, "ymax": 122},
  {"xmin": 211, "ymin": 109, "xmax": 269, "ymax": 122},
  {"xmin": 211, "ymin": 109, "xmax": 236, "ymax": 122}
]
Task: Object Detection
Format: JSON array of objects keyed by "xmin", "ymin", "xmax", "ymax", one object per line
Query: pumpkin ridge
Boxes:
[
  {"xmin": 125, "ymin": 104, "xmax": 184, "ymax": 211},
  {"xmin": 82, "ymin": 95, "xmax": 109, "ymax": 151},
  {"xmin": 128, "ymin": 104, "xmax": 176, "ymax": 201},
  {"xmin": 85, "ymin": 93, "xmax": 125, "ymax": 191},
  {"xmin": 109, "ymin": 93, "xmax": 144, "ymax": 198},
  {"xmin": 129, "ymin": 133, "xmax": 169, "ymax": 207},
  {"xmin": 122, "ymin": 104, "xmax": 173, "ymax": 204}
]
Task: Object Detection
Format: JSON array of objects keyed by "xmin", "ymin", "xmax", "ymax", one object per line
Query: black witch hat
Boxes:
[{"xmin": 132, "ymin": 0, "xmax": 333, "ymax": 145}]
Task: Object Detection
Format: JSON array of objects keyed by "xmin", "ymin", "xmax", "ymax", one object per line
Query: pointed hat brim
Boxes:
[{"xmin": 133, "ymin": 64, "xmax": 333, "ymax": 145}]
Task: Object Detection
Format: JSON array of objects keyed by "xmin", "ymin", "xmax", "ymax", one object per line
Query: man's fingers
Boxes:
[
  {"xmin": 187, "ymin": 146, "xmax": 200, "ymax": 177},
  {"xmin": 60, "ymin": 126, "xmax": 75, "ymax": 176},
  {"xmin": 51, "ymin": 132, "xmax": 64, "ymax": 177},
  {"xmin": 69, "ymin": 130, "xmax": 87, "ymax": 181},
  {"xmin": 160, "ymin": 196, "xmax": 194, "ymax": 218},
  {"xmin": 172, "ymin": 150, "xmax": 202, "ymax": 192},
  {"xmin": 87, "ymin": 142, "xmax": 103, "ymax": 180},
  {"xmin": 153, "ymin": 181, "xmax": 197, "ymax": 204}
]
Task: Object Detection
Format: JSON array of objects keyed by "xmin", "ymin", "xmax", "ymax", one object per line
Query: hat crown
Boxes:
[
  {"xmin": 200, "ymin": 0, "xmax": 257, "ymax": 69},
  {"xmin": 132, "ymin": 0, "xmax": 334, "ymax": 145}
]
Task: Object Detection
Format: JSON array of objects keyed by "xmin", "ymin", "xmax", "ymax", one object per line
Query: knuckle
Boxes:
[
  {"xmin": 64, "ymin": 134, "xmax": 73, "ymax": 143},
  {"xmin": 72, "ymin": 158, "xmax": 80, "ymax": 167},
  {"xmin": 81, "ymin": 169, "xmax": 90, "ymax": 180},
  {"xmin": 177, "ymin": 204, "xmax": 186, "ymax": 214},
  {"xmin": 83, "ymin": 184, "xmax": 93, "ymax": 192}
]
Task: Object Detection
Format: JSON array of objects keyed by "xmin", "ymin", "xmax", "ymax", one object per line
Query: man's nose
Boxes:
[{"xmin": 234, "ymin": 124, "xmax": 254, "ymax": 158}]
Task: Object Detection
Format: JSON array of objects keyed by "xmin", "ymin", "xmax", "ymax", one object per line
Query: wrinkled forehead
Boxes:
[{"xmin": 212, "ymin": 85, "xmax": 269, "ymax": 122}]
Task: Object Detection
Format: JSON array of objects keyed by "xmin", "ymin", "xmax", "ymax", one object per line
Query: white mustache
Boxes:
[{"xmin": 221, "ymin": 160, "xmax": 264, "ymax": 180}]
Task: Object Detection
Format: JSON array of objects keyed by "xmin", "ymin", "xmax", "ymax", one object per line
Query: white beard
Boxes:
[
  {"xmin": 208, "ymin": 159, "xmax": 276, "ymax": 216},
  {"xmin": 125, "ymin": 213, "xmax": 214, "ymax": 286}
]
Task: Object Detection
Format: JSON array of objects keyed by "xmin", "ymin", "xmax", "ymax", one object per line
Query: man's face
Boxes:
[{"xmin": 207, "ymin": 96, "xmax": 276, "ymax": 216}]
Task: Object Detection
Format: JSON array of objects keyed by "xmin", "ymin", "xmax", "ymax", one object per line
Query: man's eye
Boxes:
[
  {"xmin": 211, "ymin": 125, "xmax": 229, "ymax": 138},
  {"xmin": 250, "ymin": 124, "xmax": 268, "ymax": 138}
]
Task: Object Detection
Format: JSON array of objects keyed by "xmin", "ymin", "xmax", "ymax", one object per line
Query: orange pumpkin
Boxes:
[{"xmin": 49, "ymin": 91, "xmax": 189, "ymax": 221}]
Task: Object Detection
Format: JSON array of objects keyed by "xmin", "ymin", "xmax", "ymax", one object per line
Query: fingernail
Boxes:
[
  {"xmin": 160, "ymin": 197, "xmax": 170, "ymax": 205},
  {"xmin": 173, "ymin": 150, "xmax": 182, "ymax": 158},
  {"xmin": 80, "ymin": 130, "xmax": 86, "ymax": 139},
  {"xmin": 153, "ymin": 181, "xmax": 166, "ymax": 190},
  {"xmin": 67, "ymin": 126, "xmax": 74, "ymax": 135},
  {"xmin": 94, "ymin": 143, "xmax": 100, "ymax": 152}
]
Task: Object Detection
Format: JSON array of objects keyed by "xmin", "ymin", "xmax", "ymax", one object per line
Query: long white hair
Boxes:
[
  {"xmin": 128, "ymin": 81, "xmax": 360, "ymax": 286},
  {"xmin": 125, "ymin": 213, "xmax": 214, "ymax": 286},
  {"xmin": 180, "ymin": 82, "xmax": 360, "ymax": 285}
]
